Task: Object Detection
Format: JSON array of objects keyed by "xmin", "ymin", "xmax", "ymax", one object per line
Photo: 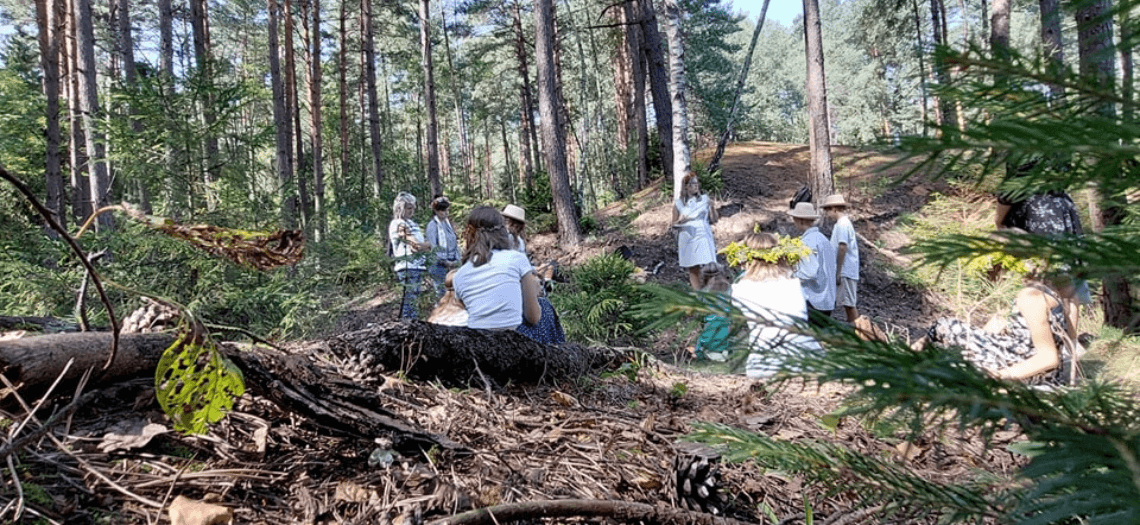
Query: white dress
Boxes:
[{"xmin": 674, "ymin": 195, "xmax": 716, "ymax": 268}]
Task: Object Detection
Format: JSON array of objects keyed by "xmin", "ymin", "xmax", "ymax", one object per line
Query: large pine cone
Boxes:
[{"xmin": 675, "ymin": 450, "xmax": 725, "ymax": 515}]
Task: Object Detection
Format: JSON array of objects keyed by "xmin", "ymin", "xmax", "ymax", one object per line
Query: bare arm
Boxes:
[
  {"xmin": 521, "ymin": 272, "xmax": 543, "ymax": 325},
  {"xmin": 397, "ymin": 223, "xmax": 431, "ymax": 252},
  {"xmin": 835, "ymin": 243, "xmax": 848, "ymax": 284},
  {"xmin": 996, "ymin": 288, "xmax": 1061, "ymax": 380},
  {"xmin": 670, "ymin": 205, "xmax": 681, "ymax": 231}
]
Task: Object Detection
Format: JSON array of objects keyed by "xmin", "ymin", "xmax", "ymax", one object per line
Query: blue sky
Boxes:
[{"xmin": 728, "ymin": 0, "xmax": 801, "ymax": 27}]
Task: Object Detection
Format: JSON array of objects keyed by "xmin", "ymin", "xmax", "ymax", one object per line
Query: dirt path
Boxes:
[{"xmin": 530, "ymin": 141, "xmax": 948, "ymax": 345}]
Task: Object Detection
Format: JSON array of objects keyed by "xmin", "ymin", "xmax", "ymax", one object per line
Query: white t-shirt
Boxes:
[
  {"xmin": 389, "ymin": 219, "xmax": 427, "ymax": 272},
  {"xmin": 454, "ymin": 250, "xmax": 535, "ymax": 330},
  {"xmin": 830, "ymin": 215, "xmax": 860, "ymax": 280},
  {"xmin": 732, "ymin": 276, "xmax": 820, "ymax": 378}
]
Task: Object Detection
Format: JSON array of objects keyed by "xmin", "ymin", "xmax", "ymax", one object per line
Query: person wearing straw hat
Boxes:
[
  {"xmin": 789, "ymin": 202, "xmax": 836, "ymax": 325},
  {"xmin": 821, "ymin": 194, "xmax": 860, "ymax": 322},
  {"xmin": 502, "ymin": 204, "xmax": 528, "ymax": 255}
]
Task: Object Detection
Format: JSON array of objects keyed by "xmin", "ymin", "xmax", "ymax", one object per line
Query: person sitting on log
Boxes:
[{"xmin": 453, "ymin": 206, "xmax": 565, "ymax": 345}]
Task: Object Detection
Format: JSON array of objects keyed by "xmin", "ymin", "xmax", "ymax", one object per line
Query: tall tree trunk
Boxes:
[
  {"xmin": 362, "ymin": 0, "xmax": 385, "ymax": 197},
  {"xmin": 421, "ymin": 0, "xmax": 442, "ymax": 197},
  {"xmin": 802, "ymin": 0, "xmax": 834, "ymax": 201},
  {"xmin": 338, "ymin": 0, "xmax": 349, "ymax": 205},
  {"xmin": 117, "ymin": 0, "xmax": 150, "ymax": 213},
  {"xmin": 622, "ymin": 0, "xmax": 647, "ymax": 192},
  {"xmin": 74, "ymin": 0, "xmax": 113, "ymax": 231},
  {"xmin": 441, "ymin": 2, "xmax": 474, "ymax": 191},
  {"xmin": 36, "ymin": 0, "xmax": 66, "ymax": 230},
  {"xmin": 1076, "ymin": 0, "xmax": 1134, "ymax": 330},
  {"xmin": 269, "ymin": 0, "xmax": 297, "ymax": 228},
  {"xmin": 1119, "ymin": 7, "xmax": 1134, "ymax": 123},
  {"xmin": 64, "ymin": 0, "xmax": 91, "ymax": 224},
  {"xmin": 929, "ymin": 0, "xmax": 958, "ymax": 133},
  {"xmin": 612, "ymin": 3, "xmax": 632, "ymax": 156},
  {"xmin": 500, "ymin": 116, "xmax": 512, "ymax": 200},
  {"xmin": 513, "ymin": 0, "xmax": 539, "ymax": 188},
  {"xmin": 159, "ymin": 0, "xmax": 172, "ymax": 77},
  {"xmin": 636, "ymin": 0, "xmax": 673, "ymax": 180},
  {"xmin": 911, "ymin": 0, "xmax": 928, "ymax": 136},
  {"xmin": 534, "ymin": 0, "xmax": 580, "ymax": 245},
  {"xmin": 309, "ymin": 0, "xmax": 326, "ymax": 241},
  {"xmin": 663, "ymin": 0, "xmax": 690, "ymax": 202},
  {"xmin": 708, "ymin": 0, "xmax": 769, "ymax": 175},
  {"xmin": 190, "ymin": 0, "xmax": 219, "ymax": 210},
  {"xmin": 1039, "ymin": 0, "xmax": 1064, "ymax": 100},
  {"xmin": 990, "ymin": 0, "xmax": 1010, "ymax": 55},
  {"xmin": 285, "ymin": 0, "xmax": 309, "ymax": 228}
]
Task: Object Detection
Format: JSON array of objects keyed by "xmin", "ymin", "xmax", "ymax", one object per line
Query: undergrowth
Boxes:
[{"xmin": 549, "ymin": 252, "xmax": 653, "ymax": 345}]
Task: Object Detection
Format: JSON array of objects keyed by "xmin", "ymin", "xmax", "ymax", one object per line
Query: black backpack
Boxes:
[{"xmin": 789, "ymin": 185, "xmax": 812, "ymax": 209}]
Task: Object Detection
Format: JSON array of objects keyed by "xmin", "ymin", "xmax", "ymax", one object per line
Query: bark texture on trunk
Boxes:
[
  {"xmin": 36, "ymin": 0, "xmax": 66, "ymax": 230},
  {"xmin": 638, "ymin": 0, "xmax": 673, "ymax": 182},
  {"xmin": 421, "ymin": 0, "xmax": 442, "ymax": 197},
  {"xmin": 74, "ymin": 0, "xmax": 113, "ymax": 231},
  {"xmin": 534, "ymin": 0, "xmax": 581, "ymax": 245},
  {"xmin": 329, "ymin": 322, "xmax": 604, "ymax": 387},
  {"xmin": 802, "ymin": 0, "xmax": 834, "ymax": 201},
  {"xmin": 269, "ymin": 0, "xmax": 297, "ymax": 228},
  {"xmin": 663, "ymin": 0, "xmax": 690, "ymax": 203}
]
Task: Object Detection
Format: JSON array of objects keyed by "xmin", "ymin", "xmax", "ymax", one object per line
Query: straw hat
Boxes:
[
  {"xmin": 502, "ymin": 204, "xmax": 527, "ymax": 224},
  {"xmin": 788, "ymin": 202, "xmax": 820, "ymax": 219},
  {"xmin": 821, "ymin": 194, "xmax": 849, "ymax": 208}
]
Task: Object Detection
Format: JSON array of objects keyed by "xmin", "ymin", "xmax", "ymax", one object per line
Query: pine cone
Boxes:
[{"xmin": 674, "ymin": 451, "xmax": 725, "ymax": 515}]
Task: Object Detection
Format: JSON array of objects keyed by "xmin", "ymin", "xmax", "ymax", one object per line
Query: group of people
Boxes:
[
  {"xmin": 387, "ymin": 193, "xmax": 564, "ymax": 345},
  {"xmin": 675, "ymin": 164, "xmax": 1087, "ymax": 386},
  {"xmin": 671, "ymin": 172, "xmax": 861, "ymax": 376}
]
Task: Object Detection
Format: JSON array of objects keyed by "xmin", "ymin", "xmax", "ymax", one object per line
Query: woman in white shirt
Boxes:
[
  {"xmin": 672, "ymin": 173, "xmax": 719, "ymax": 289},
  {"xmin": 388, "ymin": 192, "xmax": 430, "ymax": 319},
  {"xmin": 453, "ymin": 207, "xmax": 565, "ymax": 344},
  {"xmin": 729, "ymin": 232, "xmax": 820, "ymax": 379}
]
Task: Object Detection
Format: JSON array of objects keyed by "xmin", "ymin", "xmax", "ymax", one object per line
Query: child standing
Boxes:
[{"xmin": 822, "ymin": 194, "xmax": 860, "ymax": 322}]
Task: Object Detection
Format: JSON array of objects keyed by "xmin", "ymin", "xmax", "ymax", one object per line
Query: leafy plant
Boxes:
[
  {"xmin": 549, "ymin": 253, "xmax": 653, "ymax": 344},
  {"xmin": 155, "ymin": 319, "xmax": 246, "ymax": 435}
]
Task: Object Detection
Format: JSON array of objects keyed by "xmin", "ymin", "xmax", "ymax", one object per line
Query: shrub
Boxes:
[{"xmin": 550, "ymin": 253, "xmax": 652, "ymax": 345}]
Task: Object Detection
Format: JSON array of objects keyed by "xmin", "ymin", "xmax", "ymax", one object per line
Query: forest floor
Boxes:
[{"xmin": 10, "ymin": 142, "xmax": 1040, "ymax": 525}]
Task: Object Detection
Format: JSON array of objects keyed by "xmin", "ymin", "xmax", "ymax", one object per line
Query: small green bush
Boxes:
[{"xmin": 550, "ymin": 253, "xmax": 652, "ymax": 344}]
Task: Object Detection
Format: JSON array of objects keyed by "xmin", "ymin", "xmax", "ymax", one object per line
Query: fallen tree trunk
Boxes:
[
  {"xmin": 0, "ymin": 322, "xmax": 613, "ymax": 454},
  {"xmin": 328, "ymin": 321, "xmax": 613, "ymax": 387},
  {"xmin": 221, "ymin": 344, "xmax": 466, "ymax": 455},
  {"xmin": 0, "ymin": 331, "xmax": 175, "ymax": 393}
]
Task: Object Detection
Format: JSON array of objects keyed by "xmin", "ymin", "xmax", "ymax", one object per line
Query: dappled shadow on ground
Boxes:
[{"xmin": 8, "ymin": 142, "xmax": 977, "ymax": 524}]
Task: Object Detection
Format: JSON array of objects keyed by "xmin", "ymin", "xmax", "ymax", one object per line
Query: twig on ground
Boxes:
[{"xmin": 429, "ymin": 499, "xmax": 760, "ymax": 525}]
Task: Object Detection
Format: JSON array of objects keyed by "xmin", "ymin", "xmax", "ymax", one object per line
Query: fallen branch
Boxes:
[{"xmin": 429, "ymin": 499, "xmax": 759, "ymax": 525}]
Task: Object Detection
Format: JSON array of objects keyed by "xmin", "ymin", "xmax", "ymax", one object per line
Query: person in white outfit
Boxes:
[
  {"xmin": 822, "ymin": 194, "xmax": 860, "ymax": 322},
  {"xmin": 729, "ymin": 232, "xmax": 821, "ymax": 379},
  {"xmin": 789, "ymin": 202, "xmax": 836, "ymax": 325},
  {"xmin": 671, "ymin": 172, "xmax": 719, "ymax": 289},
  {"xmin": 388, "ymin": 192, "xmax": 431, "ymax": 319}
]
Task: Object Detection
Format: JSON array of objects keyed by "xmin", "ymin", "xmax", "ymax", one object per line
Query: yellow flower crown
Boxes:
[{"xmin": 720, "ymin": 233, "xmax": 812, "ymax": 268}]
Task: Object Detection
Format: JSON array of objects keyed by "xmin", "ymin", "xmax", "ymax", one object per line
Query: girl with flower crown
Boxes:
[
  {"xmin": 726, "ymin": 232, "xmax": 821, "ymax": 379},
  {"xmin": 452, "ymin": 206, "xmax": 565, "ymax": 344}
]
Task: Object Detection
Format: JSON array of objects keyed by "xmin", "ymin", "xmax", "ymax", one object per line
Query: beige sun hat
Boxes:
[
  {"xmin": 502, "ymin": 204, "xmax": 527, "ymax": 224},
  {"xmin": 821, "ymin": 194, "xmax": 849, "ymax": 208},
  {"xmin": 788, "ymin": 202, "xmax": 820, "ymax": 219}
]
